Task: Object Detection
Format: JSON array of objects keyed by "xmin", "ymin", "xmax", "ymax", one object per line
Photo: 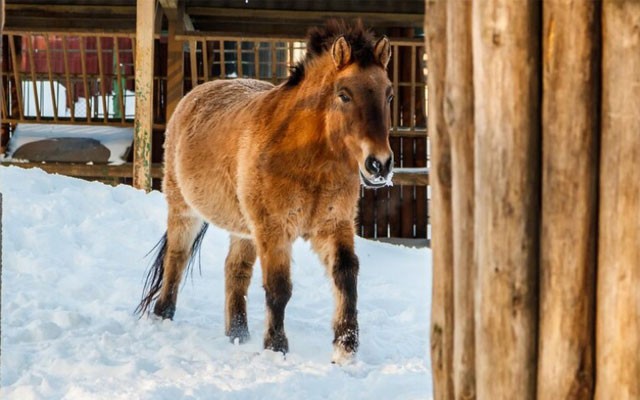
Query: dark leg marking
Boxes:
[
  {"xmin": 225, "ymin": 238, "xmax": 256, "ymax": 344},
  {"xmin": 333, "ymin": 246, "xmax": 360, "ymax": 354},
  {"xmin": 153, "ymin": 295, "xmax": 177, "ymax": 320},
  {"xmin": 263, "ymin": 271, "xmax": 292, "ymax": 354}
]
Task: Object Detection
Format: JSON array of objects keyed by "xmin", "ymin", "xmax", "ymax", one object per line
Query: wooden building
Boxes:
[{"xmin": 1, "ymin": 0, "xmax": 429, "ymax": 240}]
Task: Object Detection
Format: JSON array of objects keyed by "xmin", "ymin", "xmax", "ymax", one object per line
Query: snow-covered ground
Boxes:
[{"xmin": 0, "ymin": 166, "xmax": 433, "ymax": 399}]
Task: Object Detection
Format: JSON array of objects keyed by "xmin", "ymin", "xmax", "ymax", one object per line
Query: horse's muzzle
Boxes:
[
  {"xmin": 360, "ymin": 155, "xmax": 393, "ymax": 188},
  {"xmin": 359, "ymin": 169, "xmax": 393, "ymax": 189}
]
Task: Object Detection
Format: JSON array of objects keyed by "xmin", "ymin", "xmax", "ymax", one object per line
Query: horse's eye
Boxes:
[
  {"xmin": 338, "ymin": 93, "xmax": 351, "ymax": 103},
  {"xmin": 387, "ymin": 94, "xmax": 394, "ymax": 104}
]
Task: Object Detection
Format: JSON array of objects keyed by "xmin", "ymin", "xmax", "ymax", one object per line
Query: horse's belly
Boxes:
[
  {"xmin": 175, "ymin": 141, "xmax": 251, "ymax": 237},
  {"xmin": 180, "ymin": 177, "xmax": 251, "ymax": 236}
]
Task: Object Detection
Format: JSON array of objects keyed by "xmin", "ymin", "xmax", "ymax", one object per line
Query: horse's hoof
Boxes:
[
  {"xmin": 334, "ymin": 326, "xmax": 359, "ymax": 353},
  {"xmin": 264, "ymin": 332, "xmax": 289, "ymax": 354},
  {"xmin": 331, "ymin": 345, "xmax": 356, "ymax": 365},
  {"xmin": 153, "ymin": 300, "xmax": 175, "ymax": 320},
  {"xmin": 227, "ymin": 327, "xmax": 250, "ymax": 344}
]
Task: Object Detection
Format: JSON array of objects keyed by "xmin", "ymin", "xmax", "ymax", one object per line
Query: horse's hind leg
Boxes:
[
  {"xmin": 154, "ymin": 204, "xmax": 203, "ymax": 319},
  {"xmin": 225, "ymin": 236, "xmax": 256, "ymax": 343}
]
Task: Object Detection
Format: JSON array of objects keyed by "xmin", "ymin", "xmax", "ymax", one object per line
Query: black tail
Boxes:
[{"xmin": 135, "ymin": 223, "xmax": 210, "ymax": 316}]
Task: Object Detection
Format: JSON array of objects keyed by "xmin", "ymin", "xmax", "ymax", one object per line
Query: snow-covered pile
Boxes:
[
  {"xmin": 6, "ymin": 124, "xmax": 133, "ymax": 165},
  {"xmin": 1, "ymin": 166, "xmax": 433, "ymax": 399}
]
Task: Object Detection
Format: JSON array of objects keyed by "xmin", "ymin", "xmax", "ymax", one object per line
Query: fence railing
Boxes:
[{"xmin": 1, "ymin": 32, "xmax": 136, "ymax": 126}]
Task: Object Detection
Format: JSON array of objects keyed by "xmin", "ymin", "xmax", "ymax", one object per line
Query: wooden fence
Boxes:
[
  {"xmin": 1, "ymin": 30, "xmax": 429, "ymax": 239},
  {"xmin": 427, "ymin": 1, "xmax": 640, "ymax": 399}
]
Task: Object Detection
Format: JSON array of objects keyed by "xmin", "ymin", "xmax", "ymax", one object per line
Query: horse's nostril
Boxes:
[{"xmin": 365, "ymin": 156, "xmax": 382, "ymax": 175}]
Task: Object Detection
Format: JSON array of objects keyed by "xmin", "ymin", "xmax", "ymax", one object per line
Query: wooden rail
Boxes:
[{"xmin": 0, "ymin": 162, "xmax": 428, "ymax": 187}]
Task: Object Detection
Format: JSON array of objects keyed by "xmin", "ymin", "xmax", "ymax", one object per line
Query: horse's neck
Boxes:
[{"xmin": 272, "ymin": 57, "xmax": 340, "ymax": 147}]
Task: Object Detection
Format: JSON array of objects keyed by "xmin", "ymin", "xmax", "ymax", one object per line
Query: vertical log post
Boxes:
[
  {"xmin": 0, "ymin": 0, "xmax": 5, "ymax": 153},
  {"xmin": 428, "ymin": 1, "xmax": 640, "ymax": 398},
  {"xmin": 537, "ymin": 2, "xmax": 598, "ymax": 398},
  {"xmin": 444, "ymin": 1, "xmax": 476, "ymax": 398},
  {"xmin": 162, "ymin": 0, "xmax": 184, "ymax": 121},
  {"xmin": 472, "ymin": 1, "xmax": 541, "ymax": 399},
  {"xmin": 596, "ymin": 1, "xmax": 640, "ymax": 398},
  {"xmin": 425, "ymin": 1, "xmax": 454, "ymax": 399},
  {"xmin": 133, "ymin": 0, "xmax": 156, "ymax": 191},
  {"xmin": 0, "ymin": 0, "xmax": 4, "ymax": 365}
]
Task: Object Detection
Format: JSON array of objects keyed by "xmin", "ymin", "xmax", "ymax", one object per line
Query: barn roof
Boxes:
[{"xmin": 4, "ymin": 0, "xmax": 424, "ymax": 37}]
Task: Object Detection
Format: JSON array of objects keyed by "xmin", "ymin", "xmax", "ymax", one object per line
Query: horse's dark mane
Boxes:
[{"xmin": 285, "ymin": 19, "xmax": 377, "ymax": 88}]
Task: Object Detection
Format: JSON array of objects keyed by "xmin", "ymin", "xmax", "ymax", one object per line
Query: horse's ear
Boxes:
[
  {"xmin": 374, "ymin": 36, "xmax": 391, "ymax": 69},
  {"xmin": 331, "ymin": 36, "xmax": 351, "ymax": 69}
]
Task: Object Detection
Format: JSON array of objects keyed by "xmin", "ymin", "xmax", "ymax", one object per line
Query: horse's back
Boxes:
[
  {"xmin": 169, "ymin": 79, "xmax": 273, "ymax": 135},
  {"xmin": 164, "ymin": 79, "xmax": 274, "ymax": 236}
]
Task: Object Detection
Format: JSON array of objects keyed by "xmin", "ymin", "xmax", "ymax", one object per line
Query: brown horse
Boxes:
[{"xmin": 136, "ymin": 20, "xmax": 393, "ymax": 363}]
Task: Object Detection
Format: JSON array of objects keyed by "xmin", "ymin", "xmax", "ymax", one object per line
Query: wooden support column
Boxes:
[
  {"xmin": 165, "ymin": 14, "xmax": 183, "ymax": 120},
  {"xmin": 472, "ymin": 1, "xmax": 541, "ymax": 399},
  {"xmin": 133, "ymin": 0, "xmax": 156, "ymax": 191},
  {"xmin": 425, "ymin": 1, "xmax": 454, "ymax": 399},
  {"xmin": 444, "ymin": 1, "xmax": 476, "ymax": 398},
  {"xmin": 0, "ymin": 0, "xmax": 5, "ymax": 154},
  {"xmin": 537, "ymin": 2, "xmax": 598, "ymax": 399},
  {"xmin": 160, "ymin": 0, "xmax": 184, "ymax": 120},
  {"xmin": 596, "ymin": 1, "xmax": 640, "ymax": 398}
]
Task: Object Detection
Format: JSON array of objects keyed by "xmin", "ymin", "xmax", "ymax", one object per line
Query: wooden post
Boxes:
[
  {"xmin": 596, "ymin": 1, "xmax": 640, "ymax": 398},
  {"xmin": 162, "ymin": 0, "xmax": 184, "ymax": 121},
  {"xmin": 444, "ymin": 1, "xmax": 476, "ymax": 398},
  {"xmin": 472, "ymin": 1, "xmax": 540, "ymax": 399},
  {"xmin": 425, "ymin": 1, "xmax": 454, "ymax": 399},
  {"xmin": 133, "ymin": 0, "xmax": 156, "ymax": 191},
  {"xmin": 0, "ymin": 0, "xmax": 4, "ymax": 365},
  {"xmin": 0, "ymin": 0, "xmax": 5, "ymax": 153},
  {"xmin": 537, "ymin": 2, "xmax": 598, "ymax": 399}
]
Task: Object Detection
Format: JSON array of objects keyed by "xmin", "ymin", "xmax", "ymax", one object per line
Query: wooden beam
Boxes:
[
  {"xmin": 472, "ymin": 1, "xmax": 541, "ymax": 399},
  {"xmin": 425, "ymin": 1, "xmax": 454, "ymax": 399},
  {"xmin": 186, "ymin": 7, "xmax": 423, "ymax": 28},
  {"xmin": 596, "ymin": 1, "xmax": 640, "ymax": 398},
  {"xmin": 444, "ymin": 1, "xmax": 476, "ymax": 398},
  {"xmin": 1, "ymin": 162, "xmax": 164, "ymax": 179},
  {"xmin": 0, "ymin": 162, "xmax": 424, "ymax": 187},
  {"xmin": 160, "ymin": 0, "xmax": 193, "ymax": 34},
  {"xmin": 158, "ymin": 0, "xmax": 178, "ymax": 9},
  {"xmin": 3, "ymin": 17, "xmax": 136, "ymax": 34},
  {"xmin": 3, "ymin": 28, "xmax": 135, "ymax": 38},
  {"xmin": 392, "ymin": 168, "xmax": 429, "ymax": 186},
  {"xmin": 537, "ymin": 2, "xmax": 598, "ymax": 399},
  {"xmin": 5, "ymin": 4, "xmax": 135, "ymax": 16},
  {"xmin": 133, "ymin": 0, "xmax": 156, "ymax": 191}
]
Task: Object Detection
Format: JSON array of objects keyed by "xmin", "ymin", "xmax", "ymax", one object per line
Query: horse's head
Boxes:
[{"xmin": 326, "ymin": 34, "xmax": 394, "ymax": 189}]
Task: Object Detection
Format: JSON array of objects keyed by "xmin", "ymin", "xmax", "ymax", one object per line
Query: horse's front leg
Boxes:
[
  {"xmin": 311, "ymin": 223, "xmax": 359, "ymax": 363},
  {"xmin": 256, "ymin": 230, "xmax": 293, "ymax": 354}
]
